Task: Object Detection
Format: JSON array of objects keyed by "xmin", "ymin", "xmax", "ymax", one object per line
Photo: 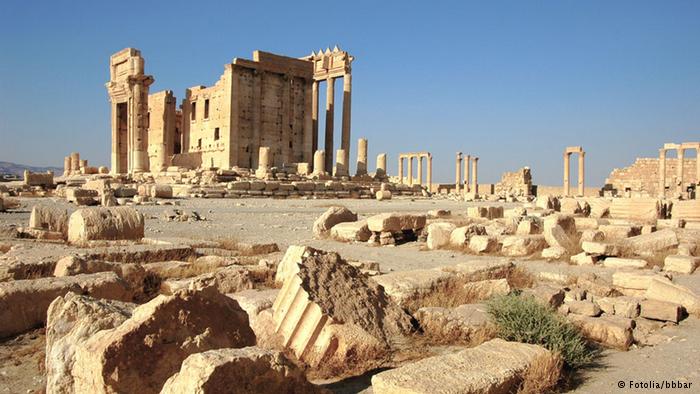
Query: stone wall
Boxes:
[
  {"xmin": 181, "ymin": 51, "xmax": 313, "ymax": 171},
  {"xmin": 147, "ymin": 90, "xmax": 178, "ymax": 172},
  {"xmin": 605, "ymin": 158, "xmax": 698, "ymax": 197}
]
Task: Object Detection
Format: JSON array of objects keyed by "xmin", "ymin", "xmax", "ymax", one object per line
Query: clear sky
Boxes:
[{"xmin": 1, "ymin": 0, "xmax": 698, "ymax": 186}]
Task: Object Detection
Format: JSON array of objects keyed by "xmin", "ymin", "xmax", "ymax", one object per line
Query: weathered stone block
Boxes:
[
  {"xmin": 366, "ymin": 212, "xmax": 426, "ymax": 233},
  {"xmin": 426, "ymin": 222, "xmax": 457, "ymax": 250},
  {"xmin": 569, "ymin": 315, "xmax": 634, "ymax": 350},
  {"xmin": 330, "ymin": 219, "xmax": 371, "ymax": 242},
  {"xmin": 159, "ymin": 347, "xmax": 322, "ymax": 394},
  {"xmin": 0, "ymin": 273, "xmax": 130, "ymax": 338},
  {"xmin": 640, "ymin": 299, "xmax": 683, "ymax": 323},
  {"xmin": 603, "ymin": 257, "xmax": 647, "ymax": 269},
  {"xmin": 72, "ymin": 286, "xmax": 255, "ymax": 394},
  {"xmin": 312, "ymin": 206, "xmax": 357, "ymax": 238},
  {"xmin": 67, "ymin": 206, "xmax": 144, "ymax": 245},
  {"xmin": 371, "ymin": 339, "xmax": 549, "ymax": 394},
  {"xmin": 663, "ymin": 255, "xmax": 700, "ymax": 274}
]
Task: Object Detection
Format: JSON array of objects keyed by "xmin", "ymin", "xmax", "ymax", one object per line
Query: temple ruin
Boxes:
[
  {"xmin": 606, "ymin": 141, "xmax": 699, "ymax": 198},
  {"xmin": 106, "ymin": 47, "xmax": 354, "ymax": 175}
]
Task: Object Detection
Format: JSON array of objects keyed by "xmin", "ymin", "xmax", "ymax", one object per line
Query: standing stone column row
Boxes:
[
  {"xmin": 398, "ymin": 152, "xmax": 432, "ymax": 190},
  {"xmin": 658, "ymin": 142, "xmax": 700, "ymax": 199},
  {"xmin": 312, "ymin": 74, "xmax": 352, "ymax": 174},
  {"xmin": 456, "ymin": 152, "xmax": 479, "ymax": 197}
]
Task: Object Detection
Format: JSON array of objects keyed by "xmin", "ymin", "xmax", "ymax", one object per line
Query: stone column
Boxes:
[
  {"xmin": 334, "ymin": 149, "xmax": 348, "ymax": 177},
  {"xmin": 376, "ymin": 153, "xmax": 386, "ymax": 177},
  {"xmin": 313, "ymin": 150, "xmax": 326, "ymax": 176},
  {"xmin": 578, "ymin": 152, "xmax": 585, "ymax": 196},
  {"xmin": 696, "ymin": 144, "xmax": 700, "ymax": 193},
  {"xmin": 563, "ymin": 153, "xmax": 570, "ymax": 196},
  {"xmin": 658, "ymin": 149, "xmax": 666, "ymax": 198},
  {"xmin": 324, "ymin": 77, "xmax": 335, "ymax": 172},
  {"xmin": 427, "ymin": 155, "xmax": 433, "ymax": 192},
  {"xmin": 258, "ymin": 146, "xmax": 271, "ymax": 171},
  {"xmin": 472, "ymin": 157, "xmax": 479, "ymax": 195},
  {"xmin": 417, "ymin": 156, "xmax": 423, "ymax": 186},
  {"xmin": 677, "ymin": 148, "xmax": 685, "ymax": 197},
  {"xmin": 341, "ymin": 73, "xmax": 352, "ymax": 160},
  {"xmin": 312, "ymin": 80, "xmax": 319, "ymax": 154},
  {"xmin": 70, "ymin": 152, "xmax": 80, "ymax": 173},
  {"xmin": 132, "ymin": 83, "xmax": 148, "ymax": 172},
  {"xmin": 408, "ymin": 156, "xmax": 414, "ymax": 186},
  {"xmin": 455, "ymin": 152, "xmax": 462, "ymax": 194},
  {"xmin": 63, "ymin": 156, "xmax": 71, "ymax": 177},
  {"xmin": 79, "ymin": 160, "xmax": 88, "ymax": 174},
  {"xmin": 398, "ymin": 156, "xmax": 404, "ymax": 184},
  {"xmin": 356, "ymin": 137, "xmax": 367, "ymax": 176},
  {"xmin": 464, "ymin": 154, "xmax": 471, "ymax": 194}
]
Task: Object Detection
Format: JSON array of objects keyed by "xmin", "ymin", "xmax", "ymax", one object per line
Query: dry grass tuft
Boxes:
[
  {"xmin": 506, "ymin": 266, "xmax": 535, "ymax": 289},
  {"xmin": 216, "ymin": 237, "xmax": 240, "ymax": 251},
  {"xmin": 419, "ymin": 321, "xmax": 498, "ymax": 347},
  {"xmin": 517, "ymin": 351, "xmax": 564, "ymax": 394}
]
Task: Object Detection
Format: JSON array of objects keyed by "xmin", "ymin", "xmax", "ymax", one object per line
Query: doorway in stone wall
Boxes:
[{"xmin": 116, "ymin": 102, "xmax": 128, "ymax": 173}]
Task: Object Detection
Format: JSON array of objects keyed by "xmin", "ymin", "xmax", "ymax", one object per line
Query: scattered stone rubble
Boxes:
[{"xmin": 1, "ymin": 179, "xmax": 699, "ymax": 393}]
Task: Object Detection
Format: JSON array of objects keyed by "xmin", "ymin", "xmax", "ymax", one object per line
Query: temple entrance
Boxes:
[{"xmin": 116, "ymin": 102, "xmax": 128, "ymax": 173}]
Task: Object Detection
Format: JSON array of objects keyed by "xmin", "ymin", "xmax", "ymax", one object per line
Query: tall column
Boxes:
[
  {"xmin": 334, "ymin": 149, "xmax": 348, "ymax": 177},
  {"xmin": 455, "ymin": 152, "xmax": 462, "ymax": 194},
  {"xmin": 376, "ymin": 153, "xmax": 387, "ymax": 177},
  {"xmin": 398, "ymin": 157, "xmax": 404, "ymax": 184},
  {"xmin": 578, "ymin": 152, "xmax": 585, "ymax": 196},
  {"xmin": 677, "ymin": 148, "xmax": 685, "ymax": 197},
  {"xmin": 255, "ymin": 146, "xmax": 271, "ymax": 178},
  {"xmin": 324, "ymin": 77, "xmax": 335, "ymax": 172},
  {"xmin": 311, "ymin": 80, "xmax": 319, "ymax": 155},
  {"xmin": 341, "ymin": 73, "xmax": 352, "ymax": 160},
  {"xmin": 63, "ymin": 156, "xmax": 71, "ymax": 177},
  {"xmin": 696, "ymin": 144, "xmax": 700, "ymax": 193},
  {"xmin": 408, "ymin": 156, "xmax": 414, "ymax": 186},
  {"xmin": 472, "ymin": 157, "xmax": 479, "ymax": 195},
  {"xmin": 70, "ymin": 152, "xmax": 80, "ymax": 173},
  {"xmin": 313, "ymin": 150, "xmax": 326, "ymax": 176},
  {"xmin": 464, "ymin": 154, "xmax": 471, "ymax": 194},
  {"xmin": 132, "ymin": 83, "xmax": 147, "ymax": 172},
  {"xmin": 427, "ymin": 155, "xmax": 433, "ymax": 192},
  {"xmin": 658, "ymin": 149, "xmax": 666, "ymax": 198},
  {"xmin": 563, "ymin": 153, "xmax": 570, "ymax": 196},
  {"xmin": 417, "ymin": 156, "xmax": 423, "ymax": 186},
  {"xmin": 356, "ymin": 137, "xmax": 367, "ymax": 176}
]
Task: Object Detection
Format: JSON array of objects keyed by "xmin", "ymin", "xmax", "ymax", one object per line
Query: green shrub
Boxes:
[{"xmin": 486, "ymin": 293, "xmax": 595, "ymax": 369}]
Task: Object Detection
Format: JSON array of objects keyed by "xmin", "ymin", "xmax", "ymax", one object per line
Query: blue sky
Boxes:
[{"xmin": 1, "ymin": 0, "xmax": 698, "ymax": 185}]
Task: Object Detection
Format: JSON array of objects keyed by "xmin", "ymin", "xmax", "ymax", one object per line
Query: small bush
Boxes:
[{"xmin": 486, "ymin": 293, "xmax": 595, "ymax": 369}]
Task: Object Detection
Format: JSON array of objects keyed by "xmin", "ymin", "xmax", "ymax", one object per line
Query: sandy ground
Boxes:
[{"xmin": 1, "ymin": 196, "xmax": 699, "ymax": 393}]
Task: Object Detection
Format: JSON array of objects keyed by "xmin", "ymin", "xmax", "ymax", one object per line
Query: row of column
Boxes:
[
  {"xmin": 398, "ymin": 154, "xmax": 432, "ymax": 190},
  {"xmin": 455, "ymin": 152, "xmax": 479, "ymax": 196},
  {"xmin": 659, "ymin": 143, "xmax": 700, "ymax": 199},
  {"xmin": 256, "ymin": 137, "xmax": 384, "ymax": 178},
  {"xmin": 312, "ymin": 73, "xmax": 352, "ymax": 173},
  {"xmin": 63, "ymin": 152, "xmax": 86, "ymax": 176}
]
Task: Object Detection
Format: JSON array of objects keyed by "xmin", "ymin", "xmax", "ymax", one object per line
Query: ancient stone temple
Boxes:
[{"xmin": 107, "ymin": 47, "xmax": 353, "ymax": 175}]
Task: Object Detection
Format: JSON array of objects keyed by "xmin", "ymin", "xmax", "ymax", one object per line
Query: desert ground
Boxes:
[{"xmin": 1, "ymin": 194, "xmax": 698, "ymax": 393}]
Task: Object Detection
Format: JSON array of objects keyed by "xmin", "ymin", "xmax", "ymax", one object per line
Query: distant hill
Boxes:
[{"xmin": 0, "ymin": 161, "xmax": 63, "ymax": 177}]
